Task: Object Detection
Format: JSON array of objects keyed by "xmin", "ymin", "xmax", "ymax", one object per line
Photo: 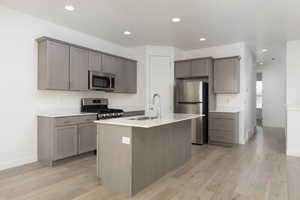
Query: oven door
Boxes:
[{"xmin": 89, "ymin": 71, "xmax": 114, "ymax": 91}]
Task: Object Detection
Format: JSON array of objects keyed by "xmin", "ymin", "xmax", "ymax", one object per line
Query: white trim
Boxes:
[
  {"xmin": 0, "ymin": 155, "xmax": 36, "ymax": 170},
  {"xmin": 287, "ymin": 105, "xmax": 300, "ymax": 111},
  {"xmin": 287, "ymin": 150, "xmax": 300, "ymax": 157}
]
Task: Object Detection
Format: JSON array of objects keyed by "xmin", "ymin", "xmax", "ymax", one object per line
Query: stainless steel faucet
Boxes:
[{"xmin": 151, "ymin": 93, "xmax": 161, "ymax": 119}]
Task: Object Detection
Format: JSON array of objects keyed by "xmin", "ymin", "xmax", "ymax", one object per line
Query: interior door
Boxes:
[{"xmin": 149, "ymin": 55, "xmax": 172, "ymax": 117}]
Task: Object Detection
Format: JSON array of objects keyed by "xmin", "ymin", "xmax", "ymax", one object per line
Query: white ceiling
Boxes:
[{"xmin": 1, "ymin": 0, "xmax": 299, "ymax": 65}]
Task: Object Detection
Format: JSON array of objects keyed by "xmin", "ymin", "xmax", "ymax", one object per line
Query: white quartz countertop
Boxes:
[
  {"xmin": 38, "ymin": 112, "xmax": 97, "ymax": 118},
  {"xmin": 94, "ymin": 113, "xmax": 203, "ymax": 128},
  {"xmin": 210, "ymin": 107, "xmax": 240, "ymax": 113}
]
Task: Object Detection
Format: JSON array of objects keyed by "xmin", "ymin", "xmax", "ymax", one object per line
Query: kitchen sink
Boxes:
[{"xmin": 129, "ymin": 116, "xmax": 158, "ymax": 121}]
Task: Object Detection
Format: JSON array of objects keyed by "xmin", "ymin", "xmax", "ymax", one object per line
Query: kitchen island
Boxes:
[{"xmin": 95, "ymin": 113, "xmax": 203, "ymax": 196}]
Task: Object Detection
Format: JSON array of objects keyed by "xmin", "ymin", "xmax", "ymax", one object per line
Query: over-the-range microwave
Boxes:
[{"xmin": 88, "ymin": 71, "xmax": 115, "ymax": 91}]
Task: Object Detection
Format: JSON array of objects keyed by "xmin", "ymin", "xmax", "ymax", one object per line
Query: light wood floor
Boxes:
[{"xmin": 1, "ymin": 127, "xmax": 299, "ymax": 200}]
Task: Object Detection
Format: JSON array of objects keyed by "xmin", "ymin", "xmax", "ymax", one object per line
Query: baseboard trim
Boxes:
[
  {"xmin": 0, "ymin": 155, "xmax": 37, "ymax": 171},
  {"xmin": 287, "ymin": 151, "xmax": 300, "ymax": 158}
]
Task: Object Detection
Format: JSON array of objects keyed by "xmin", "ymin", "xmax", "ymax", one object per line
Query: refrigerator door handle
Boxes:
[{"xmin": 177, "ymin": 101, "xmax": 203, "ymax": 104}]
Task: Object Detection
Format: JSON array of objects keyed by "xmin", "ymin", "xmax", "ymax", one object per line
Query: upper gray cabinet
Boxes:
[
  {"xmin": 175, "ymin": 58, "xmax": 212, "ymax": 78},
  {"xmin": 89, "ymin": 51, "xmax": 102, "ymax": 71},
  {"xmin": 38, "ymin": 40, "xmax": 70, "ymax": 90},
  {"xmin": 70, "ymin": 47, "xmax": 89, "ymax": 91},
  {"xmin": 213, "ymin": 57, "xmax": 240, "ymax": 94},
  {"xmin": 123, "ymin": 60, "xmax": 137, "ymax": 93},
  {"xmin": 191, "ymin": 59, "xmax": 210, "ymax": 77},
  {"xmin": 37, "ymin": 37, "xmax": 137, "ymax": 93},
  {"xmin": 102, "ymin": 54, "xmax": 137, "ymax": 93},
  {"xmin": 175, "ymin": 61, "xmax": 191, "ymax": 78}
]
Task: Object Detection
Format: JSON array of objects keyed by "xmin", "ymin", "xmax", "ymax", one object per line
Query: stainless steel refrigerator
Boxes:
[{"xmin": 175, "ymin": 80, "xmax": 208, "ymax": 144}]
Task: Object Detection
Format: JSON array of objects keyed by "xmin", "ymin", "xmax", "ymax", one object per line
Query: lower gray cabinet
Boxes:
[
  {"xmin": 78, "ymin": 123, "xmax": 97, "ymax": 154},
  {"xmin": 54, "ymin": 125, "xmax": 78, "ymax": 160},
  {"xmin": 209, "ymin": 112, "xmax": 239, "ymax": 145},
  {"xmin": 38, "ymin": 115, "xmax": 97, "ymax": 166}
]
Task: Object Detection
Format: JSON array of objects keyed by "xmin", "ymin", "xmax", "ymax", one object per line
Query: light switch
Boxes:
[{"xmin": 122, "ymin": 137, "xmax": 130, "ymax": 144}]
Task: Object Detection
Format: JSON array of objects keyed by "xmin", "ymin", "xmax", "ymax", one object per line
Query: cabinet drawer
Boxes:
[
  {"xmin": 209, "ymin": 112, "xmax": 236, "ymax": 119},
  {"xmin": 209, "ymin": 130, "xmax": 236, "ymax": 143},
  {"xmin": 209, "ymin": 118, "xmax": 234, "ymax": 131},
  {"xmin": 55, "ymin": 115, "xmax": 96, "ymax": 126}
]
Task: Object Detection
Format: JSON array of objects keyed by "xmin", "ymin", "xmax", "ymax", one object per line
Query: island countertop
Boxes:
[{"xmin": 94, "ymin": 113, "xmax": 203, "ymax": 128}]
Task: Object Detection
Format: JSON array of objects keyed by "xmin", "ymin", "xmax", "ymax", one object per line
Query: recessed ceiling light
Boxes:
[
  {"xmin": 262, "ymin": 49, "xmax": 268, "ymax": 53},
  {"xmin": 259, "ymin": 62, "xmax": 264, "ymax": 65},
  {"xmin": 123, "ymin": 31, "xmax": 131, "ymax": 35},
  {"xmin": 171, "ymin": 17, "xmax": 181, "ymax": 23},
  {"xmin": 64, "ymin": 5, "xmax": 75, "ymax": 11},
  {"xmin": 200, "ymin": 38, "xmax": 207, "ymax": 41}
]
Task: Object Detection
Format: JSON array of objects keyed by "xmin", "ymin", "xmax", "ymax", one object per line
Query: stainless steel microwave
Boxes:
[{"xmin": 88, "ymin": 71, "xmax": 115, "ymax": 91}]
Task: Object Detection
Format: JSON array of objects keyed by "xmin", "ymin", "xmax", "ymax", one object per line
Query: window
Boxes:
[{"xmin": 256, "ymin": 81, "xmax": 263, "ymax": 108}]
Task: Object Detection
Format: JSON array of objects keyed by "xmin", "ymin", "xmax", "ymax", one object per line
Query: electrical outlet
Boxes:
[{"xmin": 122, "ymin": 137, "xmax": 130, "ymax": 144}]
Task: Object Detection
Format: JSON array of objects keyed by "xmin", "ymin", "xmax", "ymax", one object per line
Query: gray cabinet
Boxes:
[
  {"xmin": 70, "ymin": 47, "xmax": 89, "ymax": 91},
  {"xmin": 89, "ymin": 51, "xmax": 102, "ymax": 71},
  {"xmin": 191, "ymin": 59, "xmax": 210, "ymax": 77},
  {"xmin": 54, "ymin": 125, "xmax": 78, "ymax": 160},
  {"xmin": 102, "ymin": 54, "xmax": 137, "ymax": 93},
  {"xmin": 213, "ymin": 57, "xmax": 240, "ymax": 94},
  {"xmin": 175, "ymin": 58, "xmax": 212, "ymax": 78},
  {"xmin": 38, "ymin": 40, "xmax": 70, "ymax": 90},
  {"xmin": 123, "ymin": 60, "xmax": 137, "ymax": 93},
  {"xmin": 37, "ymin": 37, "xmax": 137, "ymax": 93},
  {"xmin": 78, "ymin": 123, "xmax": 97, "ymax": 154},
  {"xmin": 38, "ymin": 114, "xmax": 97, "ymax": 166},
  {"xmin": 175, "ymin": 61, "xmax": 191, "ymax": 78},
  {"xmin": 209, "ymin": 112, "xmax": 239, "ymax": 145}
]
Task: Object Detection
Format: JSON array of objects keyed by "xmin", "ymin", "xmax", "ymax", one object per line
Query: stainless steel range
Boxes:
[{"xmin": 81, "ymin": 98, "xmax": 124, "ymax": 120}]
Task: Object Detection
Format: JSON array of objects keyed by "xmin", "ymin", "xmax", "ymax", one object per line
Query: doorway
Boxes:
[{"xmin": 256, "ymin": 72, "xmax": 263, "ymax": 126}]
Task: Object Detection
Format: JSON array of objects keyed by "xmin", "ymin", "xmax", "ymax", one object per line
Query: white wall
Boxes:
[
  {"xmin": 244, "ymin": 46, "xmax": 257, "ymax": 140},
  {"xmin": 0, "ymin": 5, "xmax": 146, "ymax": 170},
  {"xmin": 180, "ymin": 43, "xmax": 257, "ymax": 144},
  {"xmin": 257, "ymin": 63, "xmax": 286, "ymax": 128},
  {"xmin": 286, "ymin": 40, "xmax": 300, "ymax": 157}
]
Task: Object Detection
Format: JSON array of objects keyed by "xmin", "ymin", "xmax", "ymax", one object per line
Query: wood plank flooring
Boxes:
[{"xmin": 1, "ymin": 127, "xmax": 299, "ymax": 200}]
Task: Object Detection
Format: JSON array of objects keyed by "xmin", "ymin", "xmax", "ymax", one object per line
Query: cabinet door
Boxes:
[
  {"xmin": 78, "ymin": 123, "xmax": 97, "ymax": 154},
  {"xmin": 89, "ymin": 51, "xmax": 102, "ymax": 71},
  {"xmin": 175, "ymin": 61, "xmax": 191, "ymax": 78},
  {"xmin": 214, "ymin": 58, "xmax": 240, "ymax": 93},
  {"xmin": 44, "ymin": 41, "xmax": 70, "ymax": 90},
  {"xmin": 102, "ymin": 54, "xmax": 124, "ymax": 92},
  {"xmin": 70, "ymin": 47, "xmax": 89, "ymax": 91},
  {"xmin": 123, "ymin": 60, "xmax": 137, "ymax": 93},
  {"xmin": 191, "ymin": 59, "xmax": 209, "ymax": 77},
  {"xmin": 54, "ymin": 125, "xmax": 78, "ymax": 160}
]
